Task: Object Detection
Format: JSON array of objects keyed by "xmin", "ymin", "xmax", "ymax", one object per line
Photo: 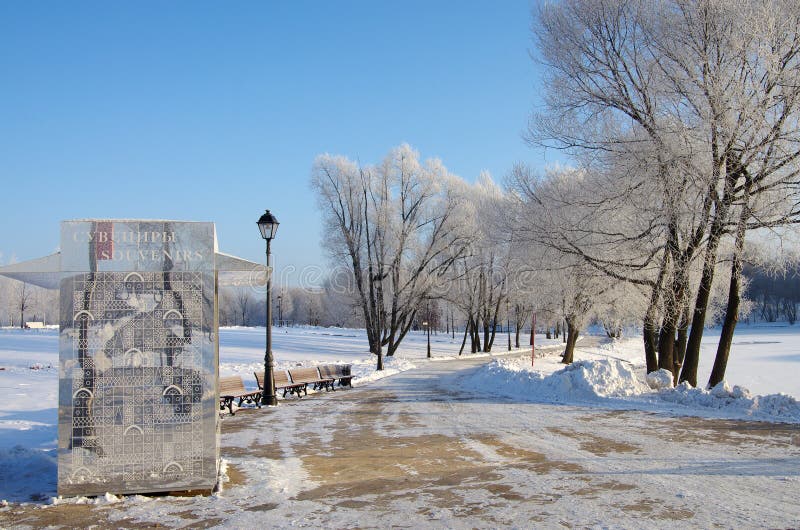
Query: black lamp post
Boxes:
[
  {"xmin": 257, "ymin": 210, "xmax": 279, "ymax": 406},
  {"xmin": 277, "ymin": 294, "xmax": 283, "ymax": 327}
]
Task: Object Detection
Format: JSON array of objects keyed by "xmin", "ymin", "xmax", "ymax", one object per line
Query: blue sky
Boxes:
[{"xmin": 0, "ymin": 1, "xmax": 552, "ymax": 281}]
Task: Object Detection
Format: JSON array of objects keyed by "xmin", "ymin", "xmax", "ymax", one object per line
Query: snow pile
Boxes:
[
  {"xmin": 465, "ymin": 358, "xmax": 649, "ymax": 403},
  {"xmin": 658, "ymin": 381, "xmax": 800, "ymax": 422},
  {"xmin": 0, "ymin": 445, "xmax": 56, "ymax": 502},
  {"xmin": 464, "ymin": 356, "xmax": 800, "ymax": 423},
  {"xmin": 646, "ymin": 369, "xmax": 674, "ymax": 390}
]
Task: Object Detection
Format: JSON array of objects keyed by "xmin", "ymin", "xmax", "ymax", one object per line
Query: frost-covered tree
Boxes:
[
  {"xmin": 311, "ymin": 144, "xmax": 473, "ymax": 369},
  {"xmin": 438, "ymin": 173, "xmax": 519, "ymax": 354},
  {"xmin": 506, "ymin": 167, "xmax": 618, "ymax": 363},
  {"xmin": 234, "ymin": 287, "xmax": 251, "ymax": 327},
  {"xmin": 527, "ymin": 0, "xmax": 800, "ymax": 384},
  {"xmin": 467, "ymin": 174, "xmax": 514, "ymax": 353},
  {"xmin": 13, "ymin": 281, "xmax": 33, "ymax": 329},
  {"xmin": 529, "ymin": 0, "xmax": 711, "ymax": 377}
]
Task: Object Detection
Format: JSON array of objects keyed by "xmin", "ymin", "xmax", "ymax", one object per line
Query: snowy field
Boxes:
[
  {"xmin": 218, "ymin": 325, "xmax": 560, "ymax": 389},
  {"xmin": 0, "ymin": 323, "xmax": 798, "ymax": 506}
]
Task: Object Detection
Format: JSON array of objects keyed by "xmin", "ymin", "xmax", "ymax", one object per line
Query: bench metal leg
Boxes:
[{"xmin": 221, "ymin": 397, "xmax": 234, "ymax": 416}]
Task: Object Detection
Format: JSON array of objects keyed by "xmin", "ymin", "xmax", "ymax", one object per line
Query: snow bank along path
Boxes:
[{"xmin": 463, "ymin": 354, "xmax": 800, "ymax": 424}]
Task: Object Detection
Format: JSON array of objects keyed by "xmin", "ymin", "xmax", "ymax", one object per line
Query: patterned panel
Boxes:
[{"xmin": 63, "ymin": 271, "xmax": 208, "ymax": 492}]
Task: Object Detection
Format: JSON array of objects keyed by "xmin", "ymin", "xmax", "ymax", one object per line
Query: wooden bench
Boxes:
[
  {"xmin": 255, "ymin": 370, "xmax": 307, "ymax": 398},
  {"xmin": 289, "ymin": 367, "xmax": 336, "ymax": 393},
  {"xmin": 318, "ymin": 364, "xmax": 354, "ymax": 388},
  {"xmin": 219, "ymin": 375, "xmax": 261, "ymax": 415}
]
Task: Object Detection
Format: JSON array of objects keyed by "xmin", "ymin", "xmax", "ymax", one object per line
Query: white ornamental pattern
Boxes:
[{"xmin": 67, "ymin": 271, "xmax": 205, "ymax": 486}]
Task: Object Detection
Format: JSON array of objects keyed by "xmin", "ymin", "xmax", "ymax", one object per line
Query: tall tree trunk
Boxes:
[
  {"xmin": 488, "ymin": 321, "xmax": 497, "ymax": 352},
  {"xmin": 674, "ymin": 302, "xmax": 691, "ymax": 376},
  {"xmin": 643, "ymin": 255, "xmax": 667, "ymax": 373},
  {"xmin": 660, "ymin": 260, "xmax": 689, "ymax": 381},
  {"xmin": 386, "ymin": 313, "xmax": 415, "ymax": 356},
  {"xmin": 482, "ymin": 319, "xmax": 491, "ymax": 352},
  {"xmin": 682, "ymin": 157, "xmax": 739, "ymax": 386},
  {"xmin": 562, "ymin": 317, "xmax": 579, "ymax": 364},
  {"xmin": 708, "ymin": 254, "xmax": 741, "ymax": 389},
  {"xmin": 643, "ymin": 317, "xmax": 658, "ymax": 372},
  {"xmin": 458, "ymin": 317, "xmax": 470, "ymax": 355},
  {"xmin": 657, "ymin": 317, "xmax": 676, "ymax": 377},
  {"xmin": 679, "ymin": 242, "xmax": 719, "ymax": 386},
  {"xmin": 486, "ymin": 293, "xmax": 502, "ymax": 352},
  {"xmin": 470, "ymin": 316, "xmax": 480, "ymax": 353},
  {"xmin": 708, "ymin": 174, "xmax": 751, "ymax": 388}
]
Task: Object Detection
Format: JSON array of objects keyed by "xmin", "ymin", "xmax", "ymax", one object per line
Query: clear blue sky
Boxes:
[{"xmin": 0, "ymin": 1, "xmax": 553, "ymax": 283}]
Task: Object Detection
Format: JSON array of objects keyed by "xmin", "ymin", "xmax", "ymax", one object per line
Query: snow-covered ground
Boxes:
[
  {"xmin": 219, "ymin": 325, "xmax": 558, "ymax": 389},
  {"xmin": 698, "ymin": 323, "xmax": 800, "ymax": 398},
  {"xmin": 0, "ymin": 323, "xmax": 798, "ymax": 509},
  {"xmin": 473, "ymin": 322, "xmax": 800, "ymax": 424}
]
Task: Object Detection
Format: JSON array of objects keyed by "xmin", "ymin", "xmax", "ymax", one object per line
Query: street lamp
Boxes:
[
  {"xmin": 257, "ymin": 209, "xmax": 279, "ymax": 406},
  {"xmin": 277, "ymin": 294, "xmax": 283, "ymax": 327}
]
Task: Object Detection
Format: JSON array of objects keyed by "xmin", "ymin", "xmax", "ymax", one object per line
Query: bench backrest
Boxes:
[
  {"xmin": 317, "ymin": 365, "xmax": 337, "ymax": 379},
  {"xmin": 318, "ymin": 364, "xmax": 351, "ymax": 378},
  {"xmin": 219, "ymin": 375, "xmax": 247, "ymax": 397},
  {"xmin": 288, "ymin": 367, "xmax": 322, "ymax": 384},
  {"xmin": 273, "ymin": 370, "xmax": 291, "ymax": 386},
  {"xmin": 255, "ymin": 370, "xmax": 292, "ymax": 388}
]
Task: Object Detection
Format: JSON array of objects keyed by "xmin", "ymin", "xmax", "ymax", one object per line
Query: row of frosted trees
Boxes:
[
  {"xmin": 310, "ymin": 144, "xmax": 646, "ymax": 371},
  {"xmin": 515, "ymin": 0, "xmax": 800, "ymax": 387},
  {"xmin": 311, "ymin": 1, "xmax": 800, "ymax": 388}
]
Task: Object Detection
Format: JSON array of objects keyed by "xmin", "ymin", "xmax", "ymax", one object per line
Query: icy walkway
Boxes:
[{"xmin": 2, "ymin": 354, "xmax": 799, "ymax": 528}]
